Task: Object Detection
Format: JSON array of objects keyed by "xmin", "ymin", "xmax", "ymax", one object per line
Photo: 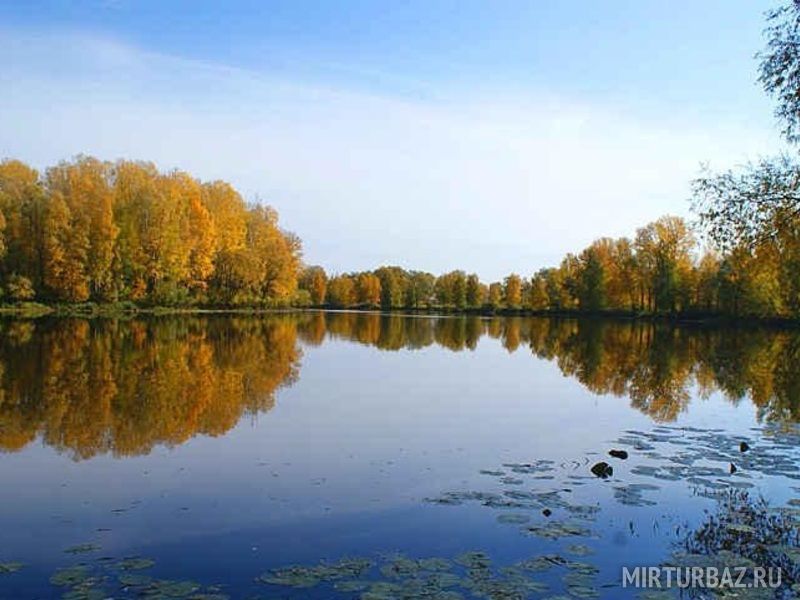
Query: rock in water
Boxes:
[
  {"xmin": 739, "ymin": 441, "xmax": 750, "ymax": 453},
  {"xmin": 608, "ymin": 449, "xmax": 628, "ymax": 460},
  {"xmin": 729, "ymin": 463, "xmax": 737, "ymax": 474},
  {"xmin": 542, "ymin": 509, "xmax": 552, "ymax": 517},
  {"xmin": 590, "ymin": 462, "xmax": 613, "ymax": 479}
]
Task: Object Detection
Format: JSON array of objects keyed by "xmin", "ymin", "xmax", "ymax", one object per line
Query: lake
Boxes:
[{"xmin": 0, "ymin": 312, "xmax": 799, "ymax": 599}]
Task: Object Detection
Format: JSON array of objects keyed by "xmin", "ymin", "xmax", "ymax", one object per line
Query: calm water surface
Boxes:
[{"xmin": 0, "ymin": 312, "xmax": 799, "ymax": 599}]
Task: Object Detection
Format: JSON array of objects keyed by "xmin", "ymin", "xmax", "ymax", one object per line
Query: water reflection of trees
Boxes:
[
  {"xmin": 0, "ymin": 317, "xmax": 301, "ymax": 458},
  {"xmin": 309, "ymin": 313, "xmax": 800, "ymax": 423},
  {"xmin": 1, "ymin": 313, "xmax": 799, "ymax": 458}
]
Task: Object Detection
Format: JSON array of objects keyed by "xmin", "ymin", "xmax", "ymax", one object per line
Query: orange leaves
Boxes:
[{"xmin": 0, "ymin": 156, "xmax": 302, "ymax": 306}]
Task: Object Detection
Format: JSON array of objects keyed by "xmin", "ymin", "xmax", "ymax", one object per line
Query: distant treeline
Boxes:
[
  {"xmin": 298, "ymin": 212, "xmax": 799, "ymax": 320},
  {"xmin": 0, "ymin": 157, "xmax": 300, "ymax": 306}
]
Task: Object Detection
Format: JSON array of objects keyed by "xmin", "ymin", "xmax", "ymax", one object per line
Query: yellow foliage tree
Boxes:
[{"xmin": 42, "ymin": 192, "xmax": 89, "ymax": 302}]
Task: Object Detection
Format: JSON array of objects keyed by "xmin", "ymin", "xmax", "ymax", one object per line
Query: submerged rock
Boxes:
[{"xmin": 608, "ymin": 449, "xmax": 628, "ymax": 460}]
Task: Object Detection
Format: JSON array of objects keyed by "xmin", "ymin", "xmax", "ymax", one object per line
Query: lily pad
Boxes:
[
  {"xmin": 119, "ymin": 572, "xmax": 153, "ymax": 587},
  {"xmin": 566, "ymin": 544, "xmax": 594, "ymax": 557},
  {"xmin": 145, "ymin": 579, "xmax": 201, "ymax": 597},
  {"xmin": 117, "ymin": 557, "xmax": 156, "ymax": 571},
  {"xmin": 0, "ymin": 562, "xmax": 24, "ymax": 574},
  {"xmin": 50, "ymin": 565, "xmax": 90, "ymax": 587},
  {"xmin": 496, "ymin": 513, "xmax": 530, "ymax": 524},
  {"xmin": 64, "ymin": 543, "xmax": 101, "ymax": 555},
  {"xmin": 525, "ymin": 521, "xmax": 591, "ymax": 540}
]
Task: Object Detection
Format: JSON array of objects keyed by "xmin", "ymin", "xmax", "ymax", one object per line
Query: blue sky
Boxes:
[{"xmin": 0, "ymin": 0, "xmax": 785, "ymax": 280}]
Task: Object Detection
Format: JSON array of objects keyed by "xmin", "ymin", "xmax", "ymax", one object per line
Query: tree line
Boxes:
[
  {"xmin": 0, "ymin": 154, "xmax": 794, "ymax": 319},
  {"xmin": 293, "ymin": 213, "xmax": 794, "ymax": 319},
  {"xmin": 296, "ymin": 214, "xmax": 734, "ymax": 316},
  {"xmin": 0, "ymin": 157, "xmax": 301, "ymax": 306}
]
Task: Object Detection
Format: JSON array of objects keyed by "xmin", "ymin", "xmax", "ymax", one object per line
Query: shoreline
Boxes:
[{"xmin": 1, "ymin": 302, "xmax": 799, "ymax": 329}]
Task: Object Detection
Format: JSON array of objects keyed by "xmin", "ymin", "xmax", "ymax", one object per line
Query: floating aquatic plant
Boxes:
[
  {"xmin": 0, "ymin": 562, "xmax": 23, "ymax": 574},
  {"xmin": 334, "ymin": 579, "xmax": 371, "ymax": 592},
  {"xmin": 257, "ymin": 564, "xmax": 323, "ymax": 588},
  {"xmin": 141, "ymin": 579, "xmax": 201, "ymax": 598},
  {"xmin": 524, "ymin": 520, "xmax": 592, "ymax": 540},
  {"xmin": 612, "ymin": 483, "xmax": 660, "ymax": 507},
  {"xmin": 496, "ymin": 513, "xmax": 530, "ymax": 525},
  {"xmin": 64, "ymin": 543, "xmax": 101, "ymax": 555},
  {"xmin": 118, "ymin": 572, "xmax": 153, "ymax": 587},
  {"xmin": 455, "ymin": 551, "xmax": 491, "ymax": 570},
  {"xmin": 565, "ymin": 544, "xmax": 594, "ymax": 557},
  {"xmin": 116, "ymin": 557, "xmax": 156, "ymax": 571},
  {"xmin": 257, "ymin": 556, "xmax": 373, "ymax": 588},
  {"xmin": 50, "ymin": 565, "xmax": 90, "ymax": 587}
]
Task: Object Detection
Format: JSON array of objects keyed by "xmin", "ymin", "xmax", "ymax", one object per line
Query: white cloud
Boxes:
[{"xmin": 0, "ymin": 29, "xmax": 783, "ymax": 280}]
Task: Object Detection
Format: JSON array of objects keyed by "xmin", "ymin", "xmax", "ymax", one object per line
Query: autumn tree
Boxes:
[
  {"xmin": 5, "ymin": 274, "xmax": 35, "ymax": 301},
  {"xmin": 186, "ymin": 180, "xmax": 217, "ymax": 291},
  {"xmin": 46, "ymin": 157, "xmax": 118, "ymax": 300},
  {"xmin": 0, "ymin": 156, "xmax": 303, "ymax": 306},
  {"xmin": 577, "ymin": 241, "xmax": 609, "ymax": 311},
  {"xmin": 503, "ymin": 274, "xmax": 523, "ymax": 308},
  {"xmin": 300, "ymin": 266, "xmax": 328, "ymax": 305},
  {"xmin": 202, "ymin": 181, "xmax": 247, "ymax": 254},
  {"xmin": 375, "ymin": 266, "xmax": 408, "ymax": 308},
  {"xmin": 356, "ymin": 272, "xmax": 381, "ymax": 306},
  {"xmin": 649, "ymin": 216, "xmax": 695, "ymax": 313},
  {"xmin": 327, "ymin": 275, "xmax": 356, "ymax": 307},
  {"xmin": 112, "ymin": 161, "xmax": 159, "ymax": 299},
  {"xmin": 42, "ymin": 192, "xmax": 89, "ymax": 302},
  {"xmin": 558, "ymin": 254, "xmax": 582, "ymax": 309},
  {"xmin": 245, "ymin": 206, "xmax": 301, "ymax": 303},
  {"xmin": 0, "ymin": 160, "xmax": 47, "ymax": 292},
  {"xmin": 406, "ymin": 271, "xmax": 435, "ymax": 308},
  {"xmin": 435, "ymin": 270, "xmax": 468, "ymax": 308},
  {"xmin": 0, "ymin": 207, "xmax": 5, "ymax": 263},
  {"xmin": 487, "ymin": 282, "xmax": 503, "ymax": 308},
  {"xmin": 608, "ymin": 238, "xmax": 637, "ymax": 310},
  {"xmin": 695, "ymin": 251, "xmax": 721, "ymax": 312},
  {"xmin": 529, "ymin": 272, "xmax": 549, "ymax": 311},
  {"xmin": 465, "ymin": 273, "xmax": 483, "ymax": 307}
]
